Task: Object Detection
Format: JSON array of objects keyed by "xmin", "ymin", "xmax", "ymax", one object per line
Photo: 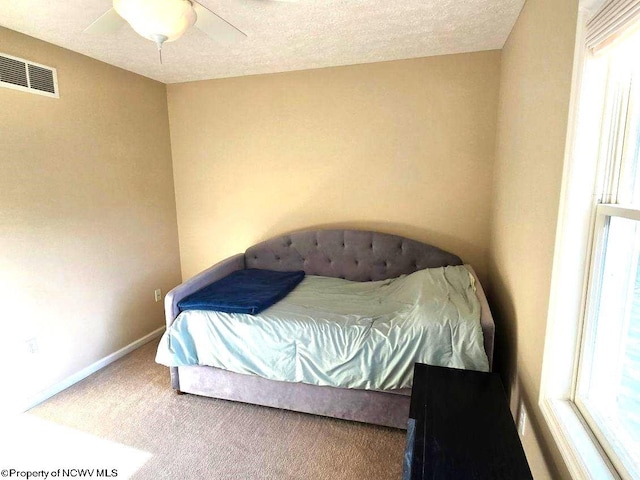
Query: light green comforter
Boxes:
[{"xmin": 156, "ymin": 265, "xmax": 489, "ymax": 390}]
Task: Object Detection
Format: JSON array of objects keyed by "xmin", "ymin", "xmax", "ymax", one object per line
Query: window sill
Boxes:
[{"xmin": 540, "ymin": 398, "xmax": 620, "ymax": 479}]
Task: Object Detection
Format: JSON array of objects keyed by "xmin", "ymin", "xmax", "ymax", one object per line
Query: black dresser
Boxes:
[{"xmin": 403, "ymin": 363, "xmax": 533, "ymax": 480}]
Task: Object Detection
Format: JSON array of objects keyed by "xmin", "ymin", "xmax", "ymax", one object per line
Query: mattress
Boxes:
[{"xmin": 156, "ymin": 265, "xmax": 489, "ymax": 391}]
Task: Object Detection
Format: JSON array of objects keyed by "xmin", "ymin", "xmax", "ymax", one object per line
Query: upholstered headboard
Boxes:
[{"xmin": 245, "ymin": 229, "xmax": 462, "ymax": 282}]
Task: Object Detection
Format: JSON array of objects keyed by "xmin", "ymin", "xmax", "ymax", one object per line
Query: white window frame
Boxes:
[
  {"xmin": 575, "ymin": 204, "xmax": 640, "ymax": 480},
  {"xmin": 540, "ymin": 2, "xmax": 640, "ymax": 479}
]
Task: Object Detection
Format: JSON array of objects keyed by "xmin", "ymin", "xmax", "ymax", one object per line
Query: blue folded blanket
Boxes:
[{"xmin": 177, "ymin": 268, "xmax": 305, "ymax": 315}]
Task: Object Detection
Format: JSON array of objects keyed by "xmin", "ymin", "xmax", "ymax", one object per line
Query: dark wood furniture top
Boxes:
[{"xmin": 403, "ymin": 363, "xmax": 533, "ymax": 480}]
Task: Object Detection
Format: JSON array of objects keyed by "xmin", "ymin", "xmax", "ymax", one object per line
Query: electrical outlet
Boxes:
[
  {"xmin": 26, "ymin": 337, "xmax": 39, "ymax": 354},
  {"xmin": 154, "ymin": 289, "xmax": 162, "ymax": 302},
  {"xmin": 517, "ymin": 403, "xmax": 527, "ymax": 437}
]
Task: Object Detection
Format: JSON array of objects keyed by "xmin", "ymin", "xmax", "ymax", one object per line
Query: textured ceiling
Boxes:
[{"xmin": 0, "ymin": 0, "xmax": 525, "ymax": 84}]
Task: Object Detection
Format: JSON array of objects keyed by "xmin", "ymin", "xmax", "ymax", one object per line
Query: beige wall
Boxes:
[
  {"xmin": 0, "ymin": 27, "xmax": 181, "ymax": 411},
  {"xmin": 167, "ymin": 51, "xmax": 501, "ymax": 282},
  {"xmin": 488, "ymin": 0, "xmax": 579, "ymax": 478}
]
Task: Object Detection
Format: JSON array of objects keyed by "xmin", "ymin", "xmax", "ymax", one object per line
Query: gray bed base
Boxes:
[{"xmin": 164, "ymin": 229, "xmax": 495, "ymax": 430}]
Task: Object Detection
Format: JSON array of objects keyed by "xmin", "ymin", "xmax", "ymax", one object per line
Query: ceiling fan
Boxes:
[{"xmin": 85, "ymin": 0, "xmax": 246, "ymax": 61}]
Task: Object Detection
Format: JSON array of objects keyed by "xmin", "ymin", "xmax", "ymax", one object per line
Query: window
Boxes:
[
  {"xmin": 541, "ymin": 3, "xmax": 640, "ymax": 479},
  {"xmin": 578, "ymin": 211, "xmax": 640, "ymax": 477},
  {"xmin": 575, "ymin": 31, "xmax": 640, "ymax": 480}
]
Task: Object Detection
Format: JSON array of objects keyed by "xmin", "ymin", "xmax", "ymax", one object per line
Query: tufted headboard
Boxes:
[{"xmin": 244, "ymin": 229, "xmax": 462, "ymax": 282}]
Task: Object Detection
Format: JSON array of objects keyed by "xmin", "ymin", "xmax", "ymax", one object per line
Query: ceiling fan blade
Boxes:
[
  {"xmin": 192, "ymin": 2, "xmax": 247, "ymax": 45},
  {"xmin": 84, "ymin": 8, "xmax": 126, "ymax": 34}
]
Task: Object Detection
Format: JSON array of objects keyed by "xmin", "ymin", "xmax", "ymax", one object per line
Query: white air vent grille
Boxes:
[
  {"xmin": 27, "ymin": 64, "xmax": 56, "ymax": 94},
  {"xmin": 0, "ymin": 53, "xmax": 58, "ymax": 98},
  {"xmin": 0, "ymin": 55, "xmax": 28, "ymax": 88}
]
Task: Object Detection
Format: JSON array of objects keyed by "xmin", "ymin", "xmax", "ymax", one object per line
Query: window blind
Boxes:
[{"xmin": 586, "ymin": 0, "xmax": 640, "ymax": 51}]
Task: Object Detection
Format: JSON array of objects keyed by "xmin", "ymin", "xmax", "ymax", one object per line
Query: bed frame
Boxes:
[{"xmin": 164, "ymin": 229, "xmax": 495, "ymax": 429}]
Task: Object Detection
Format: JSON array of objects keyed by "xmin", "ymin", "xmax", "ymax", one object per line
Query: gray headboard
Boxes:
[{"xmin": 245, "ymin": 229, "xmax": 462, "ymax": 282}]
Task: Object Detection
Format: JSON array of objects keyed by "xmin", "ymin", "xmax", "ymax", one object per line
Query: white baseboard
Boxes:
[{"xmin": 21, "ymin": 326, "xmax": 165, "ymax": 412}]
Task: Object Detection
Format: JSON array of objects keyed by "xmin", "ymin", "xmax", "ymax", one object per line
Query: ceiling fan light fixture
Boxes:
[{"xmin": 113, "ymin": 0, "xmax": 197, "ymax": 45}]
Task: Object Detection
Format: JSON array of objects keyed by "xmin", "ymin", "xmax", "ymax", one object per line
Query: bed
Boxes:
[{"xmin": 157, "ymin": 229, "xmax": 495, "ymax": 429}]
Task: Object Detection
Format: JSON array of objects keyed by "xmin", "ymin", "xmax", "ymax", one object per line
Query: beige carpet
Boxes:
[{"xmin": 27, "ymin": 340, "xmax": 406, "ymax": 479}]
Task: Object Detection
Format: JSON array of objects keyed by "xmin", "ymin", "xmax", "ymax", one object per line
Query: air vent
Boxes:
[
  {"xmin": 0, "ymin": 53, "xmax": 58, "ymax": 98},
  {"xmin": 0, "ymin": 55, "xmax": 28, "ymax": 88}
]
